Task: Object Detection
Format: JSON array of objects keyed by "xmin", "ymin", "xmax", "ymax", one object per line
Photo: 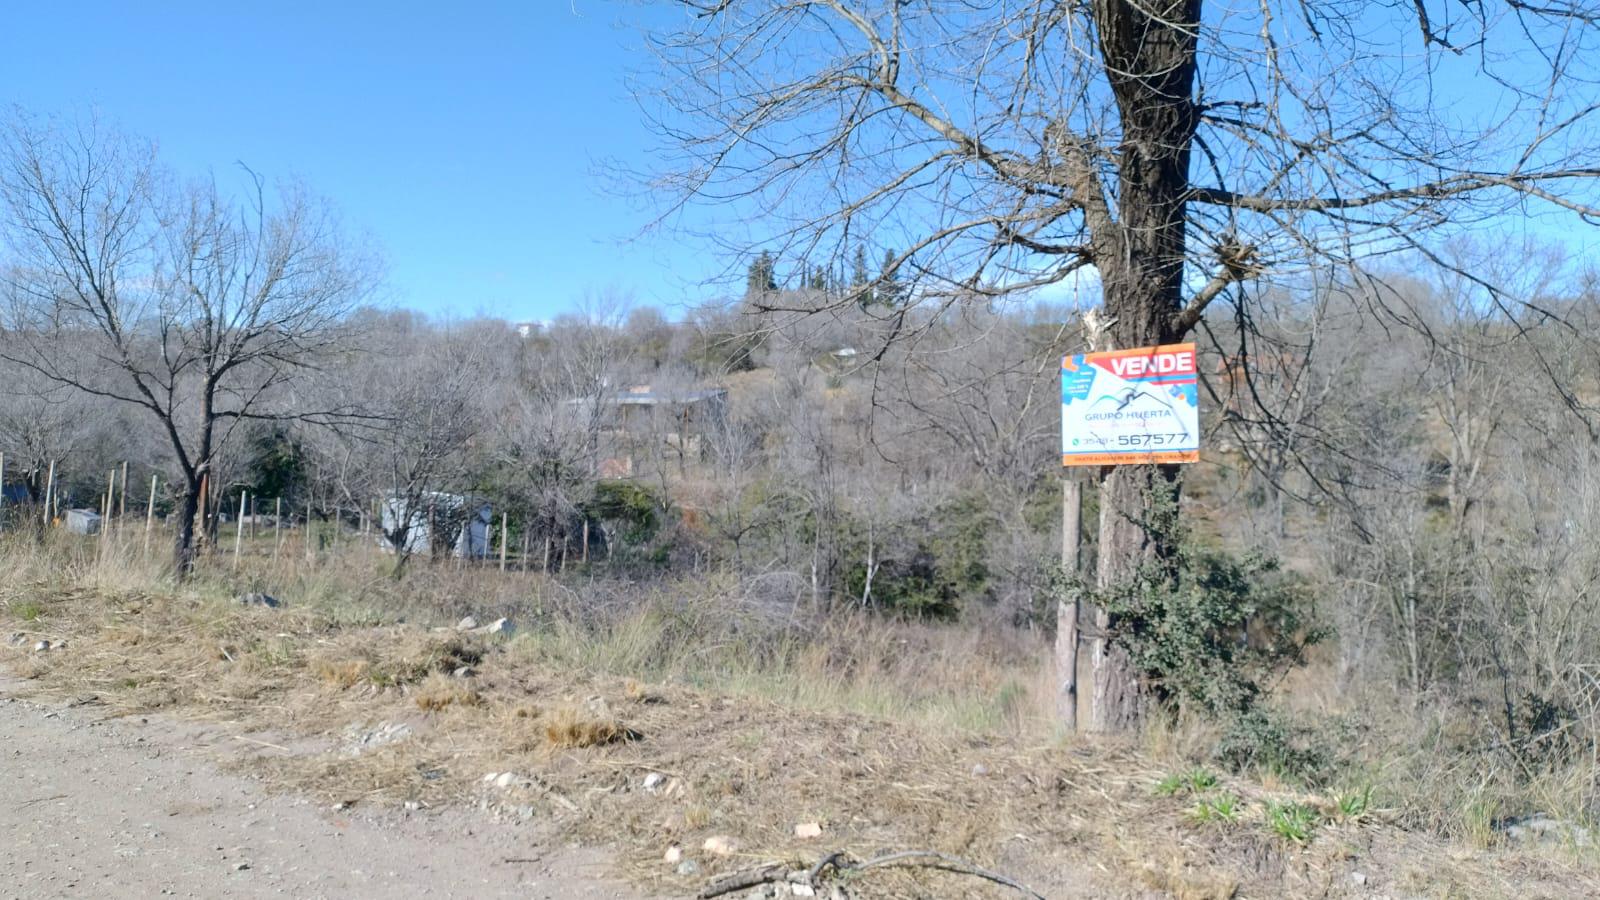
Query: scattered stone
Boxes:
[
  {"xmin": 456, "ymin": 616, "xmax": 479, "ymax": 631},
  {"xmin": 675, "ymin": 859, "xmax": 701, "ymax": 876},
  {"xmin": 7, "ymin": 632, "xmax": 26, "ymax": 647},
  {"xmin": 971, "ymin": 763, "xmax": 991, "ymax": 777},
  {"xmin": 1349, "ymin": 871, "xmax": 1367, "ymax": 886},
  {"xmin": 332, "ymin": 800, "xmax": 354, "ymax": 811},
  {"xmin": 1498, "ymin": 815, "xmax": 1593, "ymax": 847},
  {"xmin": 481, "ymin": 617, "xmax": 515, "ymax": 637},
  {"xmin": 482, "ymin": 772, "xmax": 500, "ymax": 783},
  {"xmin": 233, "ymin": 862, "xmax": 251, "ymax": 872},
  {"xmin": 346, "ymin": 721, "xmax": 413, "ymax": 756},
  {"xmin": 495, "ymin": 772, "xmax": 517, "ymax": 789},
  {"xmin": 642, "ymin": 772, "xmax": 668, "ymax": 792},
  {"xmin": 794, "ymin": 822, "xmax": 823, "ymax": 839},
  {"xmin": 452, "ymin": 665, "xmax": 475, "ymax": 679},
  {"xmin": 33, "ymin": 640, "xmax": 51, "ymax": 653},
  {"xmin": 663, "ymin": 845, "xmax": 683, "ymax": 864},
  {"xmin": 404, "ymin": 800, "xmax": 423, "ymax": 812},
  {"xmin": 791, "ymin": 886, "xmax": 816, "ymax": 897},
  {"xmin": 702, "ymin": 835, "xmax": 738, "ymax": 856},
  {"xmin": 236, "ymin": 592, "xmax": 279, "ymax": 608}
]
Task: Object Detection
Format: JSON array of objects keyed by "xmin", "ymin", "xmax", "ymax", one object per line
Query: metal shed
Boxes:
[{"xmin": 378, "ymin": 492, "xmax": 492, "ymax": 559}]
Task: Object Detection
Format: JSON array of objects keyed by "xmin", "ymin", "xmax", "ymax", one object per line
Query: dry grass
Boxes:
[
  {"xmin": 413, "ymin": 673, "xmax": 482, "ymax": 712},
  {"xmin": 3, "ymin": 531, "xmax": 1600, "ymax": 898},
  {"xmin": 543, "ymin": 703, "xmax": 628, "ymax": 748}
]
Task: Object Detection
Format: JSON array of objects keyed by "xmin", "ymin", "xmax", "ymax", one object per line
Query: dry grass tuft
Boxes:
[
  {"xmin": 412, "ymin": 673, "xmax": 481, "ymax": 711},
  {"xmin": 313, "ymin": 657, "xmax": 372, "ymax": 689},
  {"xmin": 623, "ymin": 677, "xmax": 656, "ymax": 703},
  {"xmin": 543, "ymin": 703, "xmax": 629, "ymax": 749}
]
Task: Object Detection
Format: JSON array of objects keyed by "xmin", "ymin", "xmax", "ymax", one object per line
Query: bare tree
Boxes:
[
  {"xmin": 0, "ymin": 113, "xmax": 374, "ymax": 573},
  {"xmin": 493, "ymin": 306, "xmax": 630, "ymax": 570},
  {"xmin": 639, "ymin": 1, "xmax": 1600, "ymax": 730},
  {"xmin": 311, "ymin": 316, "xmax": 495, "ymax": 578}
]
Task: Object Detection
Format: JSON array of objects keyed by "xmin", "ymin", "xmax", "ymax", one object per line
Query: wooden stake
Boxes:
[
  {"xmin": 103, "ymin": 468, "xmax": 115, "ymax": 544},
  {"xmin": 582, "ymin": 519, "xmax": 589, "ymax": 564},
  {"xmin": 196, "ymin": 472, "xmax": 209, "ymax": 552},
  {"xmin": 234, "ymin": 491, "xmax": 247, "ymax": 570},
  {"xmin": 144, "ymin": 475, "xmax": 157, "ymax": 556},
  {"xmin": 274, "ymin": 497, "xmax": 283, "ymax": 561},
  {"xmin": 119, "ymin": 461, "xmax": 128, "ymax": 521},
  {"xmin": 0, "ymin": 451, "xmax": 6, "ymax": 528},
  {"xmin": 1056, "ymin": 477, "xmax": 1083, "ymax": 732},
  {"xmin": 499, "ymin": 511, "xmax": 508, "ymax": 572},
  {"xmin": 43, "ymin": 460, "xmax": 55, "ymax": 527},
  {"xmin": 305, "ymin": 496, "xmax": 314, "ymax": 563}
]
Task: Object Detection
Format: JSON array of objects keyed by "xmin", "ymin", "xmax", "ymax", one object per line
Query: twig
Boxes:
[
  {"xmin": 15, "ymin": 794, "xmax": 68, "ymax": 809},
  {"xmin": 698, "ymin": 863, "xmax": 790, "ymax": 898},
  {"xmin": 698, "ymin": 849, "xmax": 1046, "ymax": 900},
  {"xmin": 856, "ymin": 850, "xmax": 1047, "ymax": 900}
]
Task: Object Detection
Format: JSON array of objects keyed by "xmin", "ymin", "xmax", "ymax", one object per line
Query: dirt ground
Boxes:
[
  {"xmin": 6, "ymin": 582, "xmax": 1600, "ymax": 900},
  {"xmin": 0, "ymin": 675, "xmax": 662, "ymax": 900}
]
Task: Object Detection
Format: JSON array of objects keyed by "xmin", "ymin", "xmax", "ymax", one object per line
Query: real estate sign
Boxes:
[{"xmin": 1061, "ymin": 343, "xmax": 1200, "ymax": 466}]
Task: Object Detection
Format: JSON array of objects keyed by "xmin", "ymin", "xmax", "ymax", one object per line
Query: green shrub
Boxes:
[
  {"xmin": 839, "ymin": 493, "xmax": 996, "ymax": 620},
  {"xmin": 1189, "ymin": 793, "xmax": 1242, "ymax": 825},
  {"xmin": 1265, "ymin": 799, "xmax": 1318, "ymax": 843},
  {"xmin": 1215, "ymin": 708, "xmax": 1333, "ymax": 784},
  {"xmin": 584, "ymin": 480, "xmax": 663, "ymax": 545},
  {"xmin": 1155, "ymin": 767, "xmax": 1219, "ymax": 796}
]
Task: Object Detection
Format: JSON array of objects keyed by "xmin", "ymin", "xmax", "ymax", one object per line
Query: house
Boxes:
[
  {"xmin": 592, "ymin": 385, "xmax": 729, "ymax": 477},
  {"xmin": 379, "ymin": 492, "xmax": 493, "ymax": 558}
]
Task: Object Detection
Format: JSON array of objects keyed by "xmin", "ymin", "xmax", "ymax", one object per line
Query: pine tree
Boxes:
[
  {"xmin": 851, "ymin": 244, "xmax": 872, "ymax": 307},
  {"xmin": 877, "ymin": 248, "xmax": 902, "ymax": 307},
  {"xmin": 745, "ymin": 250, "xmax": 777, "ymax": 298}
]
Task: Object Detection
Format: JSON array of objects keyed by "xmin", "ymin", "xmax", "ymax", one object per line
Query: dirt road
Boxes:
[{"xmin": 0, "ymin": 677, "xmax": 660, "ymax": 900}]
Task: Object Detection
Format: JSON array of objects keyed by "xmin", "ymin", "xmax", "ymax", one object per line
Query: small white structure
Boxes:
[
  {"xmin": 65, "ymin": 508, "xmax": 102, "ymax": 535},
  {"xmin": 379, "ymin": 492, "xmax": 492, "ymax": 559}
]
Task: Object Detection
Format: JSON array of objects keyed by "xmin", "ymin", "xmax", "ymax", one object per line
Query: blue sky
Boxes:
[
  {"xmin": 4, "ymin": 3, "xmax": 1594, "ymax": 323},
  {"xmin": 1, "ymin": 1, "xmax": 710, "ymax": 320}
]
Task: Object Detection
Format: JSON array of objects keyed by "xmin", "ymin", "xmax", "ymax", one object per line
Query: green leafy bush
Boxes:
[
  {"xmin": 1073, "ymin": 542, "xmax": 1324, "ymax": 715},
  {"xmin": 1214, "ymin": 708, "xmax": 1334, "ymax": 784}
]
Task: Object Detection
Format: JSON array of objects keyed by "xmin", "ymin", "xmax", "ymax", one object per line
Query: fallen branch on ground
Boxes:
[{"xmin": 698, "ymin": 849, "xmax": 1046, "ymax": 899}]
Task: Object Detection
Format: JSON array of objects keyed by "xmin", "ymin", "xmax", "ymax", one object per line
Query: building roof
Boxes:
[{"xmin": 605, "ymin": 386, "xmax": 729, "ymax": 407}]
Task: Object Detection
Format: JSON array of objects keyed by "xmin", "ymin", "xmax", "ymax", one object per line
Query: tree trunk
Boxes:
[
  {"xmin": 1090, "ymin": 464, "xmax": 1181, "ymax": 731},
  {"xmin": 174, "ymin": 478, "xmax": 201, "ymax": 576},
  {"xmin": 1082, "ymin": 0, "xmax": 1201, "ymax": 732}
]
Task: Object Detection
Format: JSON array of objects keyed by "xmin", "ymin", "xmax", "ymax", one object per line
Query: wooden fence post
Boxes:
[
  {"xmin": 1056, "ymin": 477, "xmax": 1083, "ymax": 732},
  {"xmin": 144, "ymin": 475, "xmax": 157, "ymax": 556},
  {"xmin": 234, "ymin": 491, "xmax": 247, "ymax": 570},
  {"xmin": 102, "ymin": 467, "xmax": 115, "ymax": 546},
  {"xmin": 42, "ymin": 460, "xmax": 55, "ymax": 528}
]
